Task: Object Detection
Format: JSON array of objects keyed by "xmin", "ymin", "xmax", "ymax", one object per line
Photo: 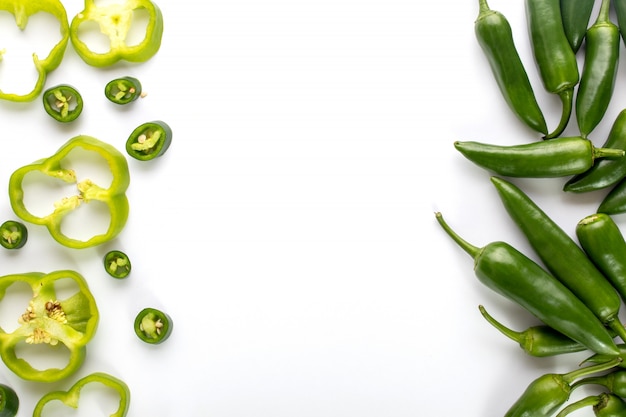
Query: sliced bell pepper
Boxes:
[
  {"xmin": 0, "ymin": 0, "xmax": 70, "ymax": 102},
  {"xmin": 105, "ymin": 76, "xmax": 142, "ymax": 105},
  {"xmin": 9, "ymin": 135, "xmax": 130, "ymax": 249},
  {"xmin": 134, "ymin": 307, "xmax": 172, "ymax": 344},
  {"xmin": 126, "ymin": 120, "xmax": 172, "ymax": 161},
  {"xmin": 70, "ymin": 0, "xmax": 164, "ymax": 67},
  {"xmin": 0, "ymin": 220, "xmax": 27, "ymax": 250},
  {"xmin": 42, "ymin": 84, "xmax": 83, "ymax": 122},
  {"xmin": 33, "ymin": 372, "xmax": 129, "ymax": 417},
  {"xmin": 0, "ymin": 383, "xmax": 18, "ymax": 417},
  {"xmin": 0, "ymin": 270, "xmax": 99, "ymax": 382}
]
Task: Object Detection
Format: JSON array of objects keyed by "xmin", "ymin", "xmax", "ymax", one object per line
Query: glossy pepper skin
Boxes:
[
  {"xmin": 474, "ymin": 0, "xmax": 547, "ymax": 135},
  {"xmin": 576, "ymin": 0, "xmax": 620, "ymax": 138},
  {"xmin": 0, "ymin": 270, "xmax": 99, "ymax": 382},
  {"xmin": 0, "ymin": 384, "xmax": 18, "ymax": 417},
  {"xmin": 478, "ymin": 305, "xmax": 587, "ymax": 357},
  {"xmin": 435, "ymin": 212, "xmax": 618, "ymax": 356},
  {"xmin": 33, "ymin": 372, "xmax": 130, "ymax": 417},
  {"xmin": 525, "ymin": 0, "xmax": 579, "ymax": 138},
  {"xmin": 8, "ymin": 135, "xmax": 130, "ymax": 249},
  {"xmin": 454, "ymin": 137, "xmax": 624, "ymax": 178},
  {"xmin": 0, "ymin": 0, "xmax": 69, "ymax": 102},
  {"xmin": 491, "ymin": 176, "xmax": 626, "ymax": 343},
  {"xmin": 565, "ymin": 109, "xmax": 626, "ymax": 192},
  {"xmin": 553, "ymin": 392, "xmax": 626, "ymax": 417},
  {"xmin": 42, "ymin": 84, "xmax": 83, "ymax": 123},
  {"xmin": 70, "ymin": 0, "xmax": 164, "ymax": 67},
  {"xmin": 504, "ymin": 358, "xmax": 622, "ymax": 417},
  {"xmin": 560, "ymin": 0, "xmax": 595, "ymax": 52},
  {"xmin": 0, "ymin": 220, "xmax": 27, "ymax": 250},
  {"xmin": 576, "ymin": 370, "xmax": 626, "ymax": 398},
  {"xmin": 126, "ymin": 120, "xmax": 172, "ymax": 161},
  {"xmin": 599, "ymin": 179, "xmax": 626, "ymax": 214},
  {"xmin": 613, "ymin": 0, "xmax": 626, "ymax": 48},
  {"xmin": 577, "ymin": 213, "xmax": 626, "ymax": 304}
]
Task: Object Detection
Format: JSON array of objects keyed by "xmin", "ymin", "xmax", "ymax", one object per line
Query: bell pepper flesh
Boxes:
[
  {"xmin": 33, "ymin": 372, "xmax": 129, "ymax": 417},
  {"xmin": 126, "ymin": 120, "xmax": 172, "ymax": 161},
  {"xmin": 0, "ymin": 0, "xmax": 69, "ymax": 102},
  {"xmin": 0, "ymin": 270, "xmax": 99, "ymax": 382},
  {"xmin": 0, "ymin": 220, "xmax": 27, "ymax": 250},
  {"xmin": 70, "ymin": 0, "xmax": 164, "ymax": 67},
  {"xmin": 134, "ymin": 307, "xmax": 172, "ymax": 344},
  {"xmin": 0, "ymin": 383, "xmax": 18, "ymax": 417},
  {"xmin": 42, "ymin": 84, "xmax": 83, "ymax": 122},
  {"xmin": 9, "ymin": 135, "xmax": 130, "ymax": 249}
]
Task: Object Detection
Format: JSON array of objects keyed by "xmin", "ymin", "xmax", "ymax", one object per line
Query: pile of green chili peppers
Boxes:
[{"xmin": 438, "ymin": 0, "xmax": 626, "ymax": 415}]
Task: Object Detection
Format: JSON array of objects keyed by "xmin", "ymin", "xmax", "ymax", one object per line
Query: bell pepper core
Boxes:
[
  {"xmin": 126, "ymin": 120, "xmax": 172, "ymax": 161},
  {"xmin": 33, "ymin": 372, "xmax": 129, "ymax": 417},
  {"xmin": 0, "ymin": 220, "xmax": 27, "ymax": 250},
  {"xmin": 0, "ymin": 270, "xmax": 99, "ymax": 382},
  {"xmin": 8, "ymin": 135, "xmax": 130, "ymax": 249},
  {"xmin": 0, "ymin": 0, "xmax": 70, "ymax": 102},
  {"xmin": 104, "ymin": 250, "xmax": 131, "ymax": 279},
  {"xmin": 0, "ymin": 383, "xmax": 18, "ymax": 417},
  {"xmin": 105, "ymin": 76, "xmax": 142, "ymax": 105},
  {"xmin": 42, "ymin": 84, "xmax": 83, "ymax": 122},
  {"xmin": 134, "ymin": 307, "xmax": 172, "ymax": 344},
  {"xmin": 70, "ymin": 0, "xmax": 164, "ymax": 67}
]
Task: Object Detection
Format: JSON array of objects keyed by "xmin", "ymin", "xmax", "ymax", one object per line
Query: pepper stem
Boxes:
[
  {"xmin": 607, "ymin": 319, "xmax": 626, "ymax": 344},
  {"xmin": 596, "ymin": 0, "xmax": 611, "ymax": 25},
  {"xmin": 435, "ymin": 212, "xmax": 481, "ymax": 259},
  {"xmin": 562, "ymin": 356, "xmax": 622, "ymax": 384},
  {"xmin": 593, "ymin": 146, "xmax": 625, "ymax": 160},
  {"xmin": 478, "ymin": 0, "xmax": 490, "ymax": 15},
  {"xmin": 478, "ymin": 305, "xmax": 525, "ymax": 344},
  {"xmin": 571, "ymin": 374, "xmax": 609, "ymax": 391},
  {"xmin": 554, "ymin": 395, "xmax": 601, "ymax": 417},
  {"xmin": 544, "ymin": 89, "xmax": 573, "ymax": 139}
]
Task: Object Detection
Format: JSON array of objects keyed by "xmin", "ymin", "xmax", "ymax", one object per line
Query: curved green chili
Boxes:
[
  {"xmin": 474, "ymin": 0, "xmax": 547, "ymax": 135},
  {"xmin": 0, "ymin": 384, "xmax": 18, "ymax": 417},
  {"xmin": 525, "ymin": 0, "xmax": 579, "ymax": 138},
  {"xmin": 0, "ymin": 221, "xmax": 27, "ymax": 250},
  {"xmin": 454, "ymin": 137, "xmax": 624, "ymax": 178},
  {"xmin": 576, "ymin": 0, "xmax": 620, "ymax": 138},
  {"xmin": 491, "ymin": 176, "xmax": 626, "ymax": 343},
  {"xmin": 599, "ymin": 179, "xmax": 626, "ymax": 214},
  {"xmin": 435, "ymin": 212, "xmax": 618, "ymax": 355},
  {"xmin": 560, "ymin": 0, "xmax": 595, "ymax": 52}
]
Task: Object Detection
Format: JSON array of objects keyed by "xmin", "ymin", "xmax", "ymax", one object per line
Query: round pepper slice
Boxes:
[
  {"xmin": 42, "ymin": 84, "xmax": 83, "ymax": 122},
  {"xmin": 103, "ymin": 250, "xmax": 131, "ymax": 279},
  {"xmin": 125, "ymin": 120, "xmax": 172, "ymax": 161},
  {"xmin": 134, "ymin": 308, "xmax": 172, "ymax": 344},
  {"xmin": 0, "ymin": 383, "xmax": 18, "ymax": 417},
  {"xmin": 105, "ymin": 76, "xmax": 142, "ymax": 105},
  {"xmin": 0, "ymin": 221, "xmax": 27, "ymax": 250}
]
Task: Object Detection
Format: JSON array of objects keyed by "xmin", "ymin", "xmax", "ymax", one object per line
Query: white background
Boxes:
[{"xmin": 0, "ymin": 0, "xmax": 622, "ymax": 416}]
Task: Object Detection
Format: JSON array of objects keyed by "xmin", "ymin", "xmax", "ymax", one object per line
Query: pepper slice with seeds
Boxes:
[
  {"xmin": 0, "ymin": 220, "xmax": 27, "ymax": 250},
  {"xmin": 125, "ymin": 120, "xmax": 172, "ymax": 161},
  {"xmin": 103, "ymin": 250, "xmax": 131, "ymax": 279},
  {"xmin": 42, "ymin": 84, "xmax": 83, "ymax": 122},
  {"xmin": 134, "ymin": 307, "xmax": 172, "ymax": 344}
]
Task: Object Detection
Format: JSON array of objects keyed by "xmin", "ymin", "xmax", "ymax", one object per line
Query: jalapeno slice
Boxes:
[
  {"xmin": 105, "ymin": 76, "xmax": 142, "ymax": 105},
  {"xmin": 134, "ymin": 308, "xmax": 172, "ymax": 344},
  {"xmin": 0, "ymin": 220, "xmax": 27, "ymax": 250},
  {"xmin": 125, "ymin": 121, "xmax": 172, "ymax": 161},
  {"xmin": 0, "ymin": 383, "xmax": 18, "ymax": 417},
  {"xmin": 103, "ymin": 250, "xmax": 131, "ymax": 279},
  {"xmin": 42, "ymin": 84, "xmax": 83, "ymax": 122}
]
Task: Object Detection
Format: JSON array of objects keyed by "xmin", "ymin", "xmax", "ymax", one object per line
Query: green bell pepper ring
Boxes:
[
  {"xmin": 0, "ymin": 0, "xmax": 69, "ymax": 102},
  {"xmin": 0, "ymin": 220, "xmax": 27, "ymax": 250},
  {"xmin": 0, "ymin": 384, "xmax": 18, "ymax": 417},
  {"xmin": 33, "ymin": 372, "xmax": 130, "ymax": 417},
  {"xmin": 105, "ymin": 76, "xmax": 142, "ymax": 105},
  {"xmin": 126, "ymin": 120, "xmax": 172, "ymax": 161},
  {"xmin": 0, "ymin": 270, "xmax": 99, "ymax": 382},
  {"xmin": 70, "ymin": 0, "xmax": 164, "ymax": 67},
  {"xmin": 103, "ymin": 250, "xmax": 131, "ymax": 279},
  {"xmin": 134, "ymin": 307, "xmax": 172, "ymax": 344},
  {"xmin": 42, "ymin": 84, "xmax": 83, "ymax": 123},
  {"xmin": 9, "ymin": 135, "xmax": 130, "ymax": 249}
]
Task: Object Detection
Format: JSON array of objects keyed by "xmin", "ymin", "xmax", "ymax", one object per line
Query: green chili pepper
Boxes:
[
  {"xmin": 565, "ymin": 109, "xmax": 626, "ymax": 192},
  {"xmin": 554, "ymin": 392, "xmax": 626, "ymax": 417},
  {"xmin": 0, "ymin": 0, "xmax": 69, "ymax": 102},
  {"xmin": 478, "ymin": 305, "xmax": 587, "ymax": 357},
  {"xmin": 134, "ymin": 307, "xmax": 172, "ymax": 344},
  {"xmin": 42, "ymin": 84, "xmax": 83, "ymax": 123},
  {"xmin": 576, "ymin": 0, "xmax": 620, "ymax": 138},
  {"xmin": 126, "ymin": 120, "xmax": 172, "ymax": 161},
  {"xmin": 435, "ymin": 212, "xmax": 619, "ymax": 355},
  {"xmin": 577, "ymin": 213, "xmax": 626, "ymax": 304},
  {"xmin": 33, "ymin": 372, "xmax": 130, "ymax": 417},
  {"xmin": 560, "ymin": 0, "xmax": 595, "ymax": 52},
  {"xmin": 105, "ymin": 76, "xmax": 142, "ymax": 105},
  {"xmin": 505, "ymin": 358, "xmax": 622, "ymax": 417},
  {"xmin": 613, "ymin": 0, "xmax": 626, "ymax": 48},
  {"xmin": 8, "ymin": 135, "xmax": 130, "ymax": 249},
  {"xmin": 491, "ymin": 176, "xmax": 626, "ymax": 343},
  {"xmin": 0, "ymin": 384, "xmax": 18, "ymax": 417},
  {"xmin": 525, "ymin": 0, "xmax": 579, "ymax": 138},
  {"xmin": 70, "ymin": 0, "xmax": 164, "ymax": 67},
  {"xmin": 0, "ymin": 220, "xmax": 27, "ymax": 250},
  {"xmin": 598, "ymin": 178, "xmax": 626, "ymax": 214},
  {"xmin": 0, "ymin": 270, "xmax": 99, "ymax": 382},
  {"xmin": 474, "ymin": 0, "xmax": 548, "ymax": 135},
  {"xmin": 454, "ymin": 137, "xmax": 624, "ymax": 178},
  {"xmin": 104, "ymin": 250, "xmax": 131, "ymax": 279},
  {"xmin": 576, "ymin": 370, "xmax": 626, "ymax": 398}
]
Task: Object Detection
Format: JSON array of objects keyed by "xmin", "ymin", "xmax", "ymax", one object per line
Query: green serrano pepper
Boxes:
[
  {"xmin": 492, "ymin": 176, "xmax": 626, "ymax": 343},
  {"xmin": 526, "ymin": 0, "xmax": 579, "ymax": 138},
  {"xmin": 565, "ymin": 109, "xmax": 626, "ymax": 192},
  {"xmin": 613, "ymin": 0, "xmax": 626, "ymax": 47},
  {"xmin": 474, "ymin": 0, "xmax": 547, "ymax": 135},
  {"xmin": 435, "ymin": 212, "xmax": 618, "ymax": 355},
  {"xmin": 454, "ymin": 137, "xmax": 624, "ymax": 178},
  {"xmin": 576, "ymin": 0, "xmax": 620, "ymax": 138},
  {"xmin": 599, "ymin": 180, "xmax": 626, "ymax": 214},
  {"xmin": 560, "ymin": 0, "xmax": 595, "ymax": 52}
]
